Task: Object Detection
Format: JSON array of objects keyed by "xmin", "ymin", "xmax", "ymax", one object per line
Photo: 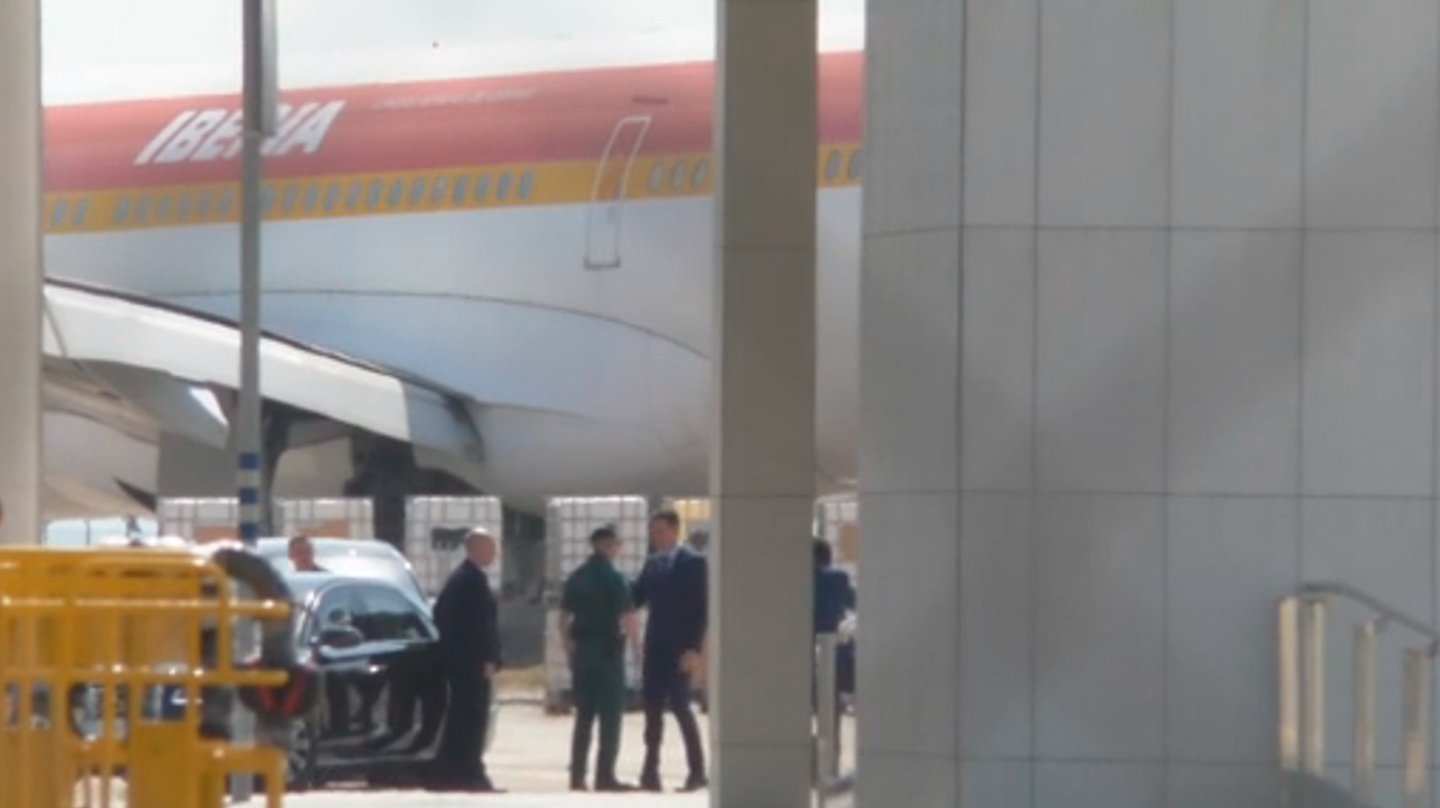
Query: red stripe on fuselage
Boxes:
[{"xmin": 45, "ymin": 51, "xmax": 864, "ymax": 194}]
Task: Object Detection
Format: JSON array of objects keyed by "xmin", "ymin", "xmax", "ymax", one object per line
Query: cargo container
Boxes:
[
  {"xmin": 156, "ymin": 497, "xmax": 243, "ymax": 543},
  {"xmin": 815, "ymin": 494, "xmax": 860, "ymax": 585},
  {"xmin": 669, "ymin": 497, "xmax": 713, "ymax": 554},
  {"xmin": 543, "ymin": 496, "xmax": 651, "ymax": 712},
  {"xmin": 278, "ymin": 497, "xmax": 374, "ymax": 540},
  {"xmin": 405, "ymin": 496, "xmax": 505, "ymax": 597}
]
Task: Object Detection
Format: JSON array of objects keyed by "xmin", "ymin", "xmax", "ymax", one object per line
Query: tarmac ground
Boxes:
[
  {"xmin": 281, "ymin": 699, "xmax": 856, "ymax": 807},
  {"xmin": 72, "ymin": 693, "xmax": 854, "ymax": 807}
]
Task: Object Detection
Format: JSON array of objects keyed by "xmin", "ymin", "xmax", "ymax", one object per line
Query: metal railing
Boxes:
[
  {"xmin": 815, "ymin": 633, "xmax": 854, "ymax": 806},
  {"xmin": 1279, "ymin": 583, "xmax": 1440, "ymax": 808}
]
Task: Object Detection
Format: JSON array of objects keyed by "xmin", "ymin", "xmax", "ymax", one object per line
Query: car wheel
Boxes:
[{"xmin": 286, "ymin": 717, "xmax": 319, "ymax": 792}]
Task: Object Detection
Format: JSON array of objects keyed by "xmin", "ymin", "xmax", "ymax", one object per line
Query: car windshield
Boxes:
[
  {"xmin": 281, "ymin": 572, "xmax": 332, "ymax": 650},
  {"xmin": 284, "ymin": 573, "xmax": 329, "ymax": 609}
]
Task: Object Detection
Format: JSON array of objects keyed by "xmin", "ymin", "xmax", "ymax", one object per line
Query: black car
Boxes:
[{"xmin": 284, "ymin": 571, "xmax": 448, "ymax": 789}]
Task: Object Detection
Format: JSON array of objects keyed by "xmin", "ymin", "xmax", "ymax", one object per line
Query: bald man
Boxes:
[{"xmin": 431, "ymin": 529, "xmax": 504, "ymax": 792}]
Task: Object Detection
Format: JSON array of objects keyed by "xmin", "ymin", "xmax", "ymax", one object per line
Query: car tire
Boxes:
[{"xmin": 286, "ymin": 717, "xmax": 319, "ymax": 792}]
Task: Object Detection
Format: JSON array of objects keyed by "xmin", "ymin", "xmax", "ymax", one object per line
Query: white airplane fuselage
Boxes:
[{"xmin": 41, "ymin": 53, "xmax": 863, "ymax": 506}]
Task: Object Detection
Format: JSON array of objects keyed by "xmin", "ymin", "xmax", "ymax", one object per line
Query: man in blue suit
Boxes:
[
  {"xmin": 814, "ymin": 538, "xmax": 857, "ymax": 753},
  {"xmin": 633, "ymin": 509, "xmax": 708, "ymax": 792}
]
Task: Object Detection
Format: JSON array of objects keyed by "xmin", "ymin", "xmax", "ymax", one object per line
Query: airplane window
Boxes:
[
  {"xmin": 693, "ymin": 160, "xmax": 710, "ymax": 189},
  {"xmin": 283, "ymin": 185, "xmax": 299, "ymax": 213},
  {"xmin": 196, "ymin": 192, "xmax": 213, "ymax": 219},
  {"xmin": 346, "ymin": 181, "xmax": 363, "ymax": 211},
  {"xmin": 155, "ymin": 195, "xmax": 171, "ymax": 222},
  {"xmin": 368, "ymin": 179, "xmax": 384, "ymax": 208},
  {"xmin": 134, "ymin": 196, "xmax": 151, "ymax": 224},
  {"xmin": 453, "ymin": 175, "xmax": 470, "ymax": 204},
  {"xmin": 518, "ymin": 171, "xmax": 535, "ymax": 201},
  {"xmin": 496, "ymin": 173, "xmax": 512, "ymax": 201},
  {"xmin": 648, "ymin": 163, "xmax": 665, "ymax": 193},
  {"xmin": 848, "ymin": 149, "xmax": 862, "ymax": 180},
  {"xmin": 51, "ymin": 199, "xmax": 67, "ymax": 228},
  {"xmin": 306, "ymin": 183, "xmax": 321, "ymax": 212},
  {"xmin": 432, "ymin": 176, "xmax": 450, "ymax": 204},
  {"xmin": 825, "ymin": 150, "xmax": 842, "ymax": 182},
  {"xmin": 177, "ymin": 194, "xmax": 192, "ymax": 221},
  {"xmin": 323, "ymin": 182, "xmax": 339, "ymax": 212},
  {"xmin": 72, "ymin": 199, "xmax": 89, "ymax": 227},
  {"xmin": 671, "ymin": 160, "xmax": 687, "ymax": 190},
  {"xmin": 114, "ymin": 198, "xmax": 130, "ymax": 225},
  {"xmin": 217, "ymin": 189, "xmax": 236, "ymax": 216},
  {"xmin": 410, "ymin": 177, "xmax": 428, "ymax": 206},
  {"xmin": 474, "ymin": 174, "xmax": 490, "ymax": 202},
  {"xmin": 388, "ymin": 179, "xmax": 404, "ymax": 207}
]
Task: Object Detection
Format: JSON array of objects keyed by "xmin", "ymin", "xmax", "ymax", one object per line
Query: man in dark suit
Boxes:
[
  {"xmin": 633, "ymin": 509, "xmax": 708, "ymax": 792},
  {"xmin": 431, "ymin": 528, "xmax": 503, "ymax": 792},
  {"xmin": 813, "ymin": 538, "xmax": 856, "ymax": 758}
]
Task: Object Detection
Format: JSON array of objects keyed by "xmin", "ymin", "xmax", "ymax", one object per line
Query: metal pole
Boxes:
[
  {"xmin": 815, "ymin": 633, "xmax": 840, "ymax": 794},
  {"xmin": 0, "ymin": 0, "xmax": 43, "ymax": 547},
  {"xmin": 232, "ymin": 3, "xmax": 275, "ymax": 802},
  {"xmin": 1353, "ymin": 621, "xmax": 1377, "ymax": 805},
  {"xmin": 237, "ymin": 0, "xmax": 277, "ymax": 548},
  {"xmin": 1302, "ymin": 600, "xmax": 1326, "ymax": 778},
  {"xmin": 1277, "ymin": 598, "xmax": 1301, "ymax": 808},
  {"xmin": 1278, "ymin": 598, "xmax": 1301, "ymax": 775},
  {"xmin": 1404, "ymin": 648, "xmax": 1430, "ymax": 808}
]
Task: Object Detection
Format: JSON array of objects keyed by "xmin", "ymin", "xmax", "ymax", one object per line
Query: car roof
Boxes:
[{"xmin": 256, "ymin": 537, "xmax": 402, "ymax": 555}]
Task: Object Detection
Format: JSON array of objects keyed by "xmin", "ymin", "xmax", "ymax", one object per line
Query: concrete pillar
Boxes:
[
  {"xmin": 710, "ymin": 0, "xmax": 818, "ymax": 805},
  {"xmin": 0, "ymin": 0, "xmax": 44, "ymax": 545},
  {"xmin": 856, "ymin": 0, "xmax": 965, "ymax": 804}
]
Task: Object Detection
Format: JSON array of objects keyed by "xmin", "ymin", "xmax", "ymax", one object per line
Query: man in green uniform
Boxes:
[{"xmin": 562, "ymin": 524, "xmax": 640, "ymax": 792}]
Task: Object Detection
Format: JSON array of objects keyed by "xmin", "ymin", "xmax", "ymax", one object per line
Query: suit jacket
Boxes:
[
  {"xmin": 433, "ymin": 560, "xmax": 502, "ymax": 673},
  {"xmin": 813, "ymin": 566, "xmax": 856, "ymax": 634},
  {"xmin": 633, "ymin": 546, "xmax": 707, "ymax": 659}
]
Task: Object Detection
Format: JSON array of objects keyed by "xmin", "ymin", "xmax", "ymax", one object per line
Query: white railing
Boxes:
[
  {"xmin": 815, "ymin": 633, "xmax": 854, "ymax": 806},
  {"xmin": 1279, "ymin": 584, "xmax": 1440, "ymax": 808}
]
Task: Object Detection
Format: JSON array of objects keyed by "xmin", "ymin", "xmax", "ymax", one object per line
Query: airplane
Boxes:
[{"xmin": 38, "ymin": 9, "xmax": 863, "ymax": 519}]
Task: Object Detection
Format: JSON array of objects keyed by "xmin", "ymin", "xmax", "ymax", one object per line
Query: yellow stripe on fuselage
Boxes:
[{"xmin": 42, "ymin": 145, "xmax": 863, "ymax": 235}]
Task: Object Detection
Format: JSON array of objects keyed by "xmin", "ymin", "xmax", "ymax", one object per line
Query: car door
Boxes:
[
  {"xmin": 346, "ymin": 584, "xmax": 444, "ymax": 760},
  {"xmin": 307, "ymin": 583, "xmax": 372, "ymax": 763}
]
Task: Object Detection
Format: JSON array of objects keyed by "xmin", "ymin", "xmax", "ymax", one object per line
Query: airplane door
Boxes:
[{"xmin": 585, "ymin": 115, "xmax": 652, "ymax": 269}]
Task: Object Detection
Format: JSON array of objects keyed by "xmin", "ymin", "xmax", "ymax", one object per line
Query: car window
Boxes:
[
  {"xmin": 307, "ymin": 586, "xmax": 358, "ymax": 646},
  {"xmin": 350, "ymin": 585, "xmax": 430, "ymax": 643},
  {"xmin": 316, "ymin": 587, "xmax": 356, "ymax": 628}
]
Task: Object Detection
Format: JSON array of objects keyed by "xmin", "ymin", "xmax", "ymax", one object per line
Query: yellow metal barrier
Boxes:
[{"xmin": 0, "ymin": 548, "xmax": 292, "ymax": 808}]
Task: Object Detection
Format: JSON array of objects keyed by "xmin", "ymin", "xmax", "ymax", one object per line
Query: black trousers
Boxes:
[
  {"xmin": 641, "ymin": 655, "xmax": 705, "ymax": 780},
  {"xmin": 569, "ymin": 650, "xmax": 625, "ymax": 784},
  {"xmin": 437, "ymin": 668, "xmax": 492, "ymax": 784}
]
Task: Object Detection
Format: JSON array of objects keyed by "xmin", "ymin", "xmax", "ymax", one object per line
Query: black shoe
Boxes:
[
  {"xmin": 678, "ymin": 774, "xmax": 709, "ymax": 792},
  {"xmin": 595, "ymin": 780, "xmax": 637, "ymax": 792},
  {"xmin": 469, "ymin": 777, "xmax": 505, "ymax": 793},
  {"xmin": 639, "ymin": 774, "xmax": 663, "ymax": 792},
  {"xmin": 570, "ymin": 778, "xmax": 588, "ymax": 792}
]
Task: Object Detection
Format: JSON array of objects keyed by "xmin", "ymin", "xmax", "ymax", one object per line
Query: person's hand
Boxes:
[{"xmin": 679, "ymin": 650, "xmax": 702, "ymax": 677}]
